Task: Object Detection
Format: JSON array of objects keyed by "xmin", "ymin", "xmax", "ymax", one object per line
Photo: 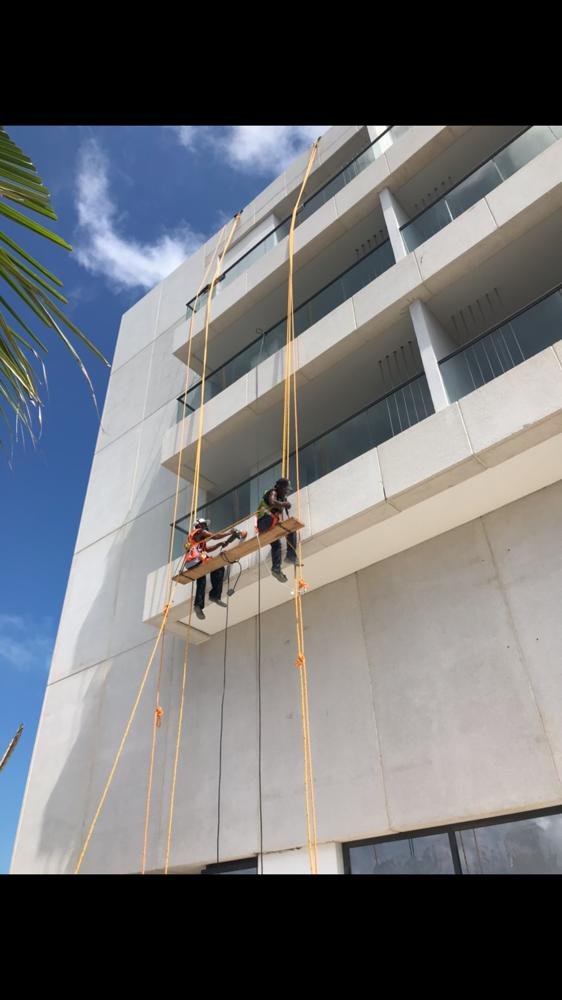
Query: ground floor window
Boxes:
[{"xmin": 344, "ymin": 807, "xmax": 562, "ymax": 874}]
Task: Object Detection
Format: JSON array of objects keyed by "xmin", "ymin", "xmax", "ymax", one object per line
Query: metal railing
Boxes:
[
  {"xmin": 177, "ymin": 238, "xmax": 394, "ymax": 419},
  {"xmin": 440, "ymin": 283, "xmax": 562, "ymax": 403},
  {"xmin": 171, "ymin": 371, "xmax": 433, "ymax": 557},
  {"xmin": 186, "ymin": 126, "xmax": 409, "ymax": 316},
  {"xmin": 401, "ymin": 125, "xmax": 562, "ymax": 252}
]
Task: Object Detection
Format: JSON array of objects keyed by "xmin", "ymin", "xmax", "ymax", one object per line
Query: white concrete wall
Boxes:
[
  {"xmin": 12, "ymin": 480, "xmax": 562, "ymax": 873},
  {"xmin": 12, "ymin": 126, "xmax": 562, "ymax": 875}
]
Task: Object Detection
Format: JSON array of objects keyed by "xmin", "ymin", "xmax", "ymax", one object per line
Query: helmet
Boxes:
[
  {"xmin": 275, "ymin": 477, "xmax": 292, "ymax": 492},
  {"xmin": 194, "ymin": 517, "xmax": 210, "ymax": 529}
]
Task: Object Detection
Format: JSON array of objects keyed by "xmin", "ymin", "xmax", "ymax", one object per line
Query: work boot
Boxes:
[
  {"xmin": 194, "ymin": 605, "xmax": 205, "ymax": 620},
  {"xmin": 271, "ymin": 568, "xmax": 288, "ymax": 583},
  {"xmin": 209, "ymin": 595, "xmax": 227, "ymax": 608}
]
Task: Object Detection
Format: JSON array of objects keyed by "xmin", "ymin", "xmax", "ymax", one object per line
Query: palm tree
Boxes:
[{"xmin": 0, "ymin": 125, "xmax": 108, "ymax": 448}]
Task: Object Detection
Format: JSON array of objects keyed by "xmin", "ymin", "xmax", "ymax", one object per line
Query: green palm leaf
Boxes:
[{"xmin": 0, "ymin": 125, "xmax": 109, "ymax": 447}]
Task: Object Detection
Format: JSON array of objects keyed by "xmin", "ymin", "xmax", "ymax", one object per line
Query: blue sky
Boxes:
[{"xmin": 0, "ymin": 124, "xmax": 327, "ymax": 873}]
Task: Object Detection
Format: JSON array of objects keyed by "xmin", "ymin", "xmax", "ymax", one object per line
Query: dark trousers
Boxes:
[
  {"xmin": 257, "ymin": 515, "xmax": 297, "ymax": 572},
  {"xmin": 194, "ymin": 567, "xmax": 225, "ymax": 609}
]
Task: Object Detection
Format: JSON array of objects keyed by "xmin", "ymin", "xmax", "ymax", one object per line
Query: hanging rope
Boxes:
[
  {"xmin": 256, "ymin": 531, "xmax": 264, "ymax": 874},
  {"xmin": 188, "ymin": 215, "xmax": 242, "ymax": 535},
  {"xmin": 163, "ymin": 586, "xmax": 193, "ymax": 874},
  {"xmin": 281, "ymin": 141, "xmax": 319, "ymax": 478},
  {"xmin": 280, "ymin": 139, "xmax": 320, "ymax": 874},
  {"xmin": 162, "ymin": 213, "xmax": 241, "ymax": 873},
  {"xmin": 74, "ymin": 602, "xmax": 173, "ymax": 874},
  {"xmin": 75, "ymin": 215, "xmax": 240, "ymax": 875},
  {"xmin": 77, "ymin": 127, "xmax": 322, "ymax": 874},
  {"xmin": 141, "ymin": 220, "xmax": 232, "ymax": 874},
  {"xmin": 216, "ymin": 566, "xmax": 231, "ymax": 863}
]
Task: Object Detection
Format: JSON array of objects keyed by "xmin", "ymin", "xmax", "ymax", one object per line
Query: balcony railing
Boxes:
[
  {"xmin": 440, "ymin": 283, "xmax": 562, "ymax": 403},
  {"xmin": 177, "ymin": 238, "xmax": 395, "ymax": 420},
  {"xmin": 401, "ymin": 125, "xmax": 562, "ymax": 252},
  {"xmin": 171, "ymin": 372, "xmax": 433, "ymax": 557},
  {"xmin": 186, "ymin": 126, "xmax": 408, "ymax": 316}
]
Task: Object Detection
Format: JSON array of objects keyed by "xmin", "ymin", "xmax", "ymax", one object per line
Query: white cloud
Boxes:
[
  {"xmin": 219, "ymin": 125, "xmax": 329, "ymax": 174},
  {"xmin": 168, "ymin": 125, "xmax": 330, "ymax": 175},
  {"xmin": 166, "ymin": 125, "xmax": 200, "ymax": 149},
  {"xmin": 74, "ymin": 139, "xmax": 205, "ymax": 291},
  {"xmin": 0, "ymin": 614, "xmax": 54, "ymax": 672}
]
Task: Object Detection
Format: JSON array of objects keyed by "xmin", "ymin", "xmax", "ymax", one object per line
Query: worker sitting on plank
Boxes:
[
  {"xmin": 184, "ymin": 518, "xmax": 245, "ymax": 620},
  {"xmin": 256, "ymin": 477, "xmax": 298, "ymax": 583}
]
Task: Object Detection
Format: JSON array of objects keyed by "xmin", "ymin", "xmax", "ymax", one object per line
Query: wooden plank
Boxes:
[{"xmin": 173, "ymin": 518, "xmax": 304, "ymax": 584}]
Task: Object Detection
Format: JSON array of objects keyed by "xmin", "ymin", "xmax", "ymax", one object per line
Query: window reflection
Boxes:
[
  {"xmin": 347, "ymin": 811, "xmax": 562, "ymax": 874},
  {"xmin": 348, "ymin": 833, "xmax": 455, "ymax": 874},
  {"xmin": 456, "ymin": 815, "xmax": 562, "ymax": 874}
]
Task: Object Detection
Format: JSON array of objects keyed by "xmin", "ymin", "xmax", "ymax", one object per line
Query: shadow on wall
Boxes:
[
  {"xmin": 32, "ymin": 407, "xmax": 192, "ymax": 874},
  {"xmin": 31, "ymin": 341, "xmax": 281, "ymax": 874}
]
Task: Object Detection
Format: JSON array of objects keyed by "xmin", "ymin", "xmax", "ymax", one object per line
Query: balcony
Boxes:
[
  {"xmin": 172, "ymin": 127, "xmax": 472, "ymax": 372},
  {"xmin": 145, "ymin": 341, "xmax": 562, "ymax": 643},
  {"xmin": 440, "ymin": 284, "xmax": 562, "ymax": 403},
  {"xmin": 164, "ymin": 141, "xmax": 562, "ymax": 490},
  {"xmin": 186, "ymin": 126, "xmax": 405, "ymax": 317},
  {"xmin": 401, "ymin": 126, "xmax": 562, "ymax": 252},
  {"xmin": 171, "ymin": 372, "xmax": 433, "ymax": 556},
  {"xmin": 177, "ymin": 238, "xmax": 395, "ymax": 419}
]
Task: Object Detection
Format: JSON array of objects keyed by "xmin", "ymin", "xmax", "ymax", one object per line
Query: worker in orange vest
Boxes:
[{"xmin": 184, "ymin": 518, "xmax": 244, "ymax": 620}]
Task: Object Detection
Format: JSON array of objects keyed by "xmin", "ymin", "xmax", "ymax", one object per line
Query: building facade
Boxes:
[{"xmin": 11, "ymin": 124, "xmax": 562, "ymax": 874}]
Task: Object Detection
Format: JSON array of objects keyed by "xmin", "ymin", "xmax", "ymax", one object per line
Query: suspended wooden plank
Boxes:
[{"xmin": 173, "ymin": 518, "xmax": 304, "ymax": 583}]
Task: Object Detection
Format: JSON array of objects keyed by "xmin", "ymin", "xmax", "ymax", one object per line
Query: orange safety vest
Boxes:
[{"xmin": 184, "ymin": 530, "xmax": 209, "ymax": 565}]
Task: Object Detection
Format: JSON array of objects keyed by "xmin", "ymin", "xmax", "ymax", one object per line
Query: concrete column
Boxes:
[
  {"xmin": 260, "ymin": 841, "xmax": 344, "ymax": 875},
  {"xmin": 380, "ymin": 187, "xmax": 409, "ymax": 262},
  {"xmin": 409, "ymin": 299, "xmax": 457, "ymax": 411}
]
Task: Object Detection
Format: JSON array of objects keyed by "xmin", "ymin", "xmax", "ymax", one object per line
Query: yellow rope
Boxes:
[
  {"xmin": 77, "ymin": 132, "xmax": 320, "ymax": 874},
  {"xmin": 76, "ymin": 218, "xmax": 238, "ymax": 875},
  {"xmin": 141, "ymin": 627, "xmax": 167, "ymax": 874},
  {"xmin": 141, "ymin": 222, "xmax": 231, "ymax": 874},
  {"xmin": 281, "ymin": 140, "xmax": 319, "ymax": 477},
  {"xmin": 162, "ymin": 213, "xmax": 241, "ymax": 873},
  {"xmin": 166, "ymin": 223, "xmax": 233, "ymax": 588},
  {"xmin": 163, "ymin": 597, "xmax": 193, "ymax": 873},
  {"xmin": 74, "ymin": 603, "xmax": 172, "ymax": 874},
  {"xmin": 189, "ymin": 215, "xmax": 241, "ymax": 534},
  {"xmin": 289, "ymin": 216, "xmax": 319, "ymax": 874},
  {"xmin": 278, "ymin": 139, "xmax": 320, "ymax": 874}
]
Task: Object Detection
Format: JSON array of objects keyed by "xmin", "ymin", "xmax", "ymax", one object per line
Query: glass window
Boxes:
[
  {"xmin": 445, "ymin": 160, "xmax": 503, "ymax": 218},
  {"xmin": 346, "ymin": 810, "xmax": 562, "ymax": 874},
  {"xmin": 509, "ymin": 288, "xmax": 562, "ymax": 357},
  {"xmin": 440, "ymin": 287, "xmax": 562, "ymax": 403},
  {"xmin": 402, "ymin": 199, "xmax": 452, "ymax": 251},
  {"xmin": 494, "ymin": 125, "xmax": 556, "ymax": 179},
  {"xmin": 348, "ymin": 833, "xmax": 455, "ymax": 874},
  {"xmin": 401, "ymin": 126, "xmax": 555, "ymax": 253},
  {"xmin": 457, "ymin": 814, "xmax": 562, "ymax": 874}
]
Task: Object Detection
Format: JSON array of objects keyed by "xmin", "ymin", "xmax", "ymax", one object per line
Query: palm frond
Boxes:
[{"xmin": 0, "ymin": 125, "xmax": 110, "ymax": 449}]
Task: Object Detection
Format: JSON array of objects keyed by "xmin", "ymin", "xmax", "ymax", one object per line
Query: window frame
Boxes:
[{"xmin": 343, "ymin": 805, "xmax": 562, "ymax": 875}]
